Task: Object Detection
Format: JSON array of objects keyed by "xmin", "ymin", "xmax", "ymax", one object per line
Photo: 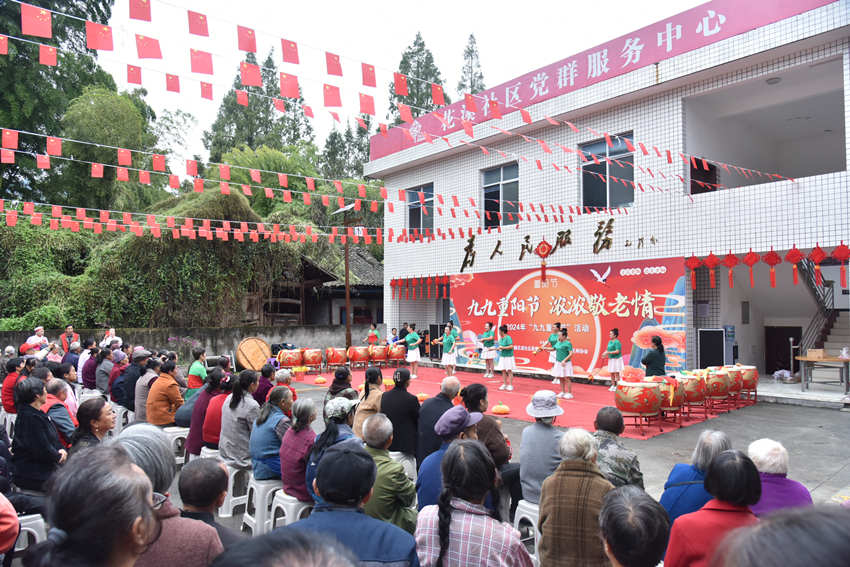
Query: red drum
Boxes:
[
  {"xmin": 369, "ymin": 345, "xmax": 388, "ymax": 363},
  {"xmin": 614, "ymin": 381, "xmax": 662, "ymax": 417},
  {"xmin": 347, "ymin": 346, "xmax": 370, "ymax": 364},
  {"xmin": 276, "ymin": 349, "xmax": 303, "ymax": 368},
  {"xmin": 705, "ymin": 371, "xmax": 730, "ymax": 398},
  {"xmin": 739, "ymin": 366, "xmax": 758, "ymax": 389},
  {"xmin": 325, "ymin": 347, "xmax": 347, "ymax": 366},
  {"xmin": 302, "ymin": 349, "xmax": 322, "ymax": 367},
  {"xmin": 724, "ymin": 368, "xmax": 743, "ymax": 394},
  {"xmin": 643, "ymin": 376, "xmax": 684, "ymax": 410},
  {"xmin": 389, "ymin": 344, "xmax": 406, "ymax": 361},
  {"xmin": 677, "ymin": 375, "xmax": 707, "ymax": 403}
]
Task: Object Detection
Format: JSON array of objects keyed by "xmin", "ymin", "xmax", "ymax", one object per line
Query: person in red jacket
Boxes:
[
  {"xmin": 1, "ymin": 358, "xmax": 24, "ymax": 414},
  {"xmin": 59, "ymin": 324, "xmax": 80, "ymax": 354},
  {"xmin": 202, "ymin": 376, "xmax": 233, "ymax": 450},
  {"xmin": 41, "ymin": 379, "xmax": 78, "ymax": 447},
  {"xmin": 665, "ymin": 450, "xmax": 761, "ymax": 567}
]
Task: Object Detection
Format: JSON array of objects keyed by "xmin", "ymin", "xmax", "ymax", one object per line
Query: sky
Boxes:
[{"xmin": 101, "ymin": 0, "xmax": 707, "ymax": 166}]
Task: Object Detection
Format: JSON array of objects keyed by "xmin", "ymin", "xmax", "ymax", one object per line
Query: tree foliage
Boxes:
[
  {"xmin": 457, "ymin": 34, "xmax": 485, "ymax": 96},
  {"xmin": 388, "ymin": 32, "xmax": 450, "ymax": 125}
]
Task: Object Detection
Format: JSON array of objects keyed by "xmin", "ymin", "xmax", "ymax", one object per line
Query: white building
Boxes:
[{"xmin": 366, "ymin": 0, "xmax": 849, "ymax": 382}]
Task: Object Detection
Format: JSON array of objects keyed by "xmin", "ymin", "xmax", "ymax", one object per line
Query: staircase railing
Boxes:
[{"xmin": 798, "ymin": 259, "xmax": 835, "ymax": 352}]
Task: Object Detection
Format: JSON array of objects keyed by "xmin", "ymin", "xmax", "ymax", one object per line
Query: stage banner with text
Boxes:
[{"xmin": 449, "ymin": 257, "xmax": 686, "ymax": 377}]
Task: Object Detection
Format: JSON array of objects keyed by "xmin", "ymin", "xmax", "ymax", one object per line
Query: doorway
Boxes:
[{"xmin": 764, "ymin": 326, "xmax": 802, "ymax": 374}]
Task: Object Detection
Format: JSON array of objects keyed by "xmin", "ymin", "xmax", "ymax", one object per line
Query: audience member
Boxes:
[
  {"xmin": 116, "ymin": 423, "xmax": 224, "ymax": 567},
  {"xmin": 26, "ymin": 327, "xmax": 49, "ymax": 348},
  {"xmin": 599, "ymin": 485, "xmax": 670, "ymax": 567},
  {"xmin": 381, "ymin": 368, "xmax": 420, "ymax": 480},
  {"xmin": 56, "ymin": 362, "xmax": 79, "ymax": 415},
  {"xmin": 283, "ymin": 444, "xmax": 419, "ymax": 567},
  {"xmin": 179, "ymin": 458, "xmax": 243, "ymax": 548},
  {"xmin": 306, "ymin": 397, "xmax": 360, "ymax": 503},
  {"xmin": 186, "ymin": 368, "xmax": 225, "ymax": 457},
  {"xmin": 187, "ymin": 347, "xmax": 207, "ymax": 390},
  {"xmin": 210, "ymin": 529, "xmax": 357, "ymax": 567},
  {"xmin": 59, "ymin": 325, "xmax": 79, "ymax": 354},
  {"xmin": 0, "ymin": 492, "xmax": 18, "ymax": 561},
  {"xmin": 593, "ymin": 407, "xmax": 644, "ymax": 488},
  {"xmin": 272, "ymin": 368, "xmax": 296, "ymax": 402},
  {"xmin": 147, "ymin": 360, "xmax": 184, "ymax": 426},
  {"xmin": 660, "ymin": 429, "xmax": 731, "ymax": 523},
  {"xmin": 353, "ymin": 366, "xmax": 383, "ymax": 438},
  {"xmin": 538, "ymin": 428, "xmax": 613, "ymax": 567},
  {"xmin": 665, "ymin": 450, "xmax": 760, "ymax": 567},
  {"xmin": 250, "ymin": 386, "xmax": 293, "ymax": 480},
  {"xmin": 94, "ymin": 347, "xmax": 114, "ymax": 394},
  {"xmin": 108, "ymin": 350, "xmax": 129, "ymax": 399},
  {"xmin": 81, "ymin": 345, "xmax": 100, "ymax": 390},
  {"xmin": 415, "ymin": 440, "xmax": 533, "ymax": 567},
  {"xmin": 254, "ymin": 364, "xmax": 275, "ymax": 405},
  {"xmin": 60, "ymin": 341, "xmax": 80, "ymax": 369},
  {"xmin": 99, "ymin": 328, "xmax": 122, "ymax": 349},
  {"xmin": 119, "ymin": 348, "xmax": 151, "ymax": 412},
  {"xmin": 0, "ymin": 346, "xmax": 15, "ymax": 382},
  {"xmin": 12, "ymin": 377, "xmax": 68, "ymax": 490},
  {"xmin": 42, "ymin": 379, "xmax": 77, "ymax": 447},
  {"xmin": 280, "ymin": 399, "xmax": 318, "ymax": 502},
  {"xmin": 1, "ymin": 357, "xmax": 24, "ymax": 414},
  {"xmin": 362, "ymin": 413, "xmax": 417, "ymax": 533},
  {"xmin": 76, "ymin": 338, "xmax": 95, "ymax": 377},
  {"xmin": 133, "ymin": 358, "xmax": 161, "ymax": 422},
  {"xmin": 417, "ymin": 377, "xmax": 460, "ymax": 466},
  {"xmin": 167, "ymin": 351, "xmax": 188, "ymax": 389},
  {"xmin": 22, "ymin": 445, "xmax": 160, "ymax": 567},
  {"xmin": 220, "ymin": 370, "xmax": 260, "ymax": 470},
  {"xmin": 323, "ymin": 367, "xmax": 354, "ymax": 418},
  {"xmin": 520, "ymin": 390, "xmax": 564, "ymax": 504},
  {"xmin": 69, "ymin": 397, "xmax": 115, "ymax": 456},
  {"xmin": 746, "ymin": 438, "xmax": 812, "ymax": 517},
  {"xmin": 416, "ymin": 405, "xmax": 481, "ymax": 510},
  {"xmin": 202, "ymin": 375, "xmax": 234, "ymax": 450}
]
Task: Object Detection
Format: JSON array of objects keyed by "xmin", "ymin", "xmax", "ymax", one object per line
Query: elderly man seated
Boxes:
[
  {"xmin": 272, "ymin": 368, "xmax": 297, "ymax": 403},
  {"xmin": 747, "ymin": 438, "xmax": 812, "ymax": 517},
  {"xmin": 520, "ymin": 390, "xmax": 564, "ymax": 504},
  {"xmin": 593, "ymin": 406, "xmax": 644, "ymax": 488},
  {"xmin": 362, "ymin": 413, "xmax": 417, "ymax": 533}
]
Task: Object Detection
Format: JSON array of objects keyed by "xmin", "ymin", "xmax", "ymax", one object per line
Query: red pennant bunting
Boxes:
[
  {"xmin": 30, "ymin": 213, "xmax": 42, "ymax": 225},
  {"xmin": 464, "ymin": 93, "xmax": 478, "ymax": 112},
  {"xmin": 21, "ymin": 3, "xmax": 52, "ymax": 38},
  {"xmin": 117, "ymin": 148, "xmax": 131, "ymax": 166},
  {"xmin": 379, "ymin": 123, "xmax": 388, "ymax": 136},
  {"xmin": 302, "ymin": 193, "xmax": 311, "ymax": 205},
  {"xmin": 34, "ymin": 154, "xmax": 49, "ymax": 169},
  {"xmin": 236, "ymin": 90, "xmax": 249, "ymax": 106},
  {"xmin": 127, "ymin": 64, "xmax": 141, "ymax": 84},
  {"xmin": 461, "ymin": 120, "xmax": 473, "ymax": 137},
  {"xmin": 520, "ymin": 109, "xmax": 532, "ymax": 124},
  {"xmin": 323, "ymin": 84, "xmax": 341, "ymax": 107},
  {"xmin": 187, "ymin": 10, "xmax": 208, "ymax": 36},
  {"xmin": 90, "ymin": 163, "xmax": 103, "ymax": 177},
  {"xmin": 152, "ymin": 154, "xmax": 165, "ymax": 171},
  {"xmin": 135, "ymin": 34, "xmax": 162, "ymax": 59},
  {"xmin": 0, "ymin": 149, "xmax": 13, "ymax": 164},
  {"xmin": 280, "ymin": 73, "xmax": 299, "ymax": 98},
  {"xmin": 276, "ymin": 173, "xmax": 288, "ymax": 187},
  {"xmin": 220, "ymin": 181, "xmax": 230, "ymax": 195},
  {"xmin": 129, "ymin": 0, "xmax": 151, "ymax": 21},
  {"xmin": 186, "ymin": 159, "xmax": 198, "ymax": 176},
  {"xmin": 1, "ymin": 130, "xmax": 17, "ymax": 150},
  {"xmin": 325, "ymin": 52, "xmax": 342, "ymax": 76},
  {"xmin": 45, "ymin": 136, "xmax": 61, "ymax": 156},
  {"xmin": 169, "ymin": 175, "xmax": 179, "ymax": 189},
  {"xmin": 359, "ymin": 93, "xmax": 375, "ymax": 116},
  {"xmin": 281, "ymin": 39, "xmax": 299, "ymax": 64},
  {"xmin": 237, "ymin": 25, "xmax": 256, "ymax": 52},
  {"xmin": 370, "ymin": 200, "xmax": 379, "ymax": 213},
  {"xmin": 282, "ymin": 190, "xmax": 291, "ymax": 202},
  {"xmin": 303, "ymin": 105, "xmax": 314, "ymax": 118},
  {"xmin": 431, "ymin": 83, "xmax": 445, "ymax": 106},
  {"xmin": 193, "ymin": 178, "xmax": 204, "ymax": 192},
  {"xmin": 138, "ymin": 170, "xmax": 150, "ymax": 184},
  {"xmin": 116, "ymin": 167, "xmax": 129, "ymax": 181},
  {"xmin": 0, "ymin": 36, "xmax": 7, "ymax": 55},
  {"xmin": 488, "ymin": 99, "xmax": 502, "ymax": 119},
  {"xmin": 305, "ymin": 177, "xmax": 315, "ymax": 191},
  {"xmin": 85, "ymin": 21, "xmax": 113, "ymax": 50},
  {"xmin": 393, "ymin": 72, "xmax": 408, "ymax": 96},
  {"xmin": 361, "ymin": 63, "xmax": 376, "ymax": 87},
  {"xmin": 190, "ymin": 49, "xmax": 213, "ymax": 74},
  {"xmin": 38, "ymin": 44, "xmax": 57, "ymax": 66},
  {"xmin": 321, "ymin": 195, "xmax": 330, "ymax": 207},
  {"xmin": 201, "ymin": 82, "xmax": 213, "ymax": 100},
  {"xmin": 398, "ymin": 104, "xmax": 413, "ymax": 123},
  {"xmin": 333, "ymin": 180, "xmax": 343, "ymax": 193},
  {"xmin": 248, "ymin": 169, "xmax": 261, "ymax": 183},
  {"xmin": 240, "ymin": 61, "xmax": 262, "ymax": 86},
  {"xmin": 273, "ymin": 98, "xmax": 286, "ymax": 112},
  {"xmin": 5, "ymin": 210, "xmax": 17, "ymax": 226},
  {"xmin": 165, "ymin": 74, "xmax": 180, "ymax": 93}
]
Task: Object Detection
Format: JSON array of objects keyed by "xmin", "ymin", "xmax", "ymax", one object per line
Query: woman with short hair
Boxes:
[
  {"xmin": 69, "ymin": 397, "xmax": 116, "ymax": 457},
  {"xmin": 747, "ymin": 438, "xmax": 812, "ymax": 517},
  {"xmin": 94, "ymin": 347, "xmax": 114, "ymax": 394},
  {"xmin": 250, "ymin": 386, "xmax": 293, "ymax": 480},
  {"xmin": 11, "ymin": 378, "xmax": 68, "ymax": 491},
  {"xmin": 146, "ymin": 360, "xmax": 184, "ymax": 427},
  {"xmin": 280, "ymin": 399, "xmax": 318, "ymax": 503}
]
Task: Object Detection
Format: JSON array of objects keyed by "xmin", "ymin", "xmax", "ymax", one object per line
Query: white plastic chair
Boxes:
[
  {"xmin": 219, "ymin": 464, "xmax": 250, "ymax": 518},
  {"xmin": 110, "ymin": 407, "xmax": 134, "ymax": 437},
  {"xmin": 270, "ymin": 490, "xmax": 313, "ymax": 528},
  {"xmin": 163, "ymin": 426, "xmax": 190, "ymax": 466},
  {"xmin": 513, "ymin": 499, "xmax": 541, "ymax": 565},
  {"xmin": 14, "ymin": 514, "xmax": 47, "ymax": 553},
  {"xmin": 200, "ymin": 446, "xmax": 220, "ymax": 459},
  {"xmin": 241, "ymin": 474, "xmax": 281, "ymax": 536}
]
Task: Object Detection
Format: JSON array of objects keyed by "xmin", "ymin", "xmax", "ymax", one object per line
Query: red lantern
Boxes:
[
  {"xmin": 411, "ymin": 277, "xmax": 417, "ymax": 300},
  {"xmin": 743, "ymin": 249, "xmax": 760, "ymax": 288},
  {"xmin": 762, "ymin": 249, "xmax": 782, "ymax": 288},
  {"xmin": 785, "ymin": 246, "xmax": 803, "ymax": 285},
  {"xmin": 703, "ymin": 252, "xmax": 721, "ymax": 288},
  {"xmin": 390, "ymin": 279, "xmax": 395, "ymax": 300},
  {"xmin": 426, "ymin": 276, "xmax": 432, "ymax": 298},
  {"xmin": 831, "ymin": 242, "xmax": 849, "ymax": 288},
  {"xmin": 809, "ymin": 244, "xmax": 827, "ymax": 286},
  {"xmin": 534, "ymin": 239, "xmax": 554, "ymax": 281},
  {"xmin": 685, "ymin": 254, "xmax": 702, "ymax": 290},
  {"xmin": 404, "ymin": 278, "xmax": 410, "ymax": 300},
  {"xmin": 721, "ymin": 252, "xmax": 739, "ymax": 289},
  {"xmin": 442, "ymin": 275, "xmax": 449, "ymax": 299}
]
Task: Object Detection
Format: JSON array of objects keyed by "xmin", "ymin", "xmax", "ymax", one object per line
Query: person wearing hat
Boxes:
[
  {"xmin": 415, "ymin": 405, "xmax": 482, "ymax": 510},
  {"xmin": 26, "ymin": 327, "xmax": 49, "ymax": 349},
  {"xmin": 281, "ymin": 444, "xmax": 419, "ymax": 567},
  {"xmin": 520, "ymin": 390, "xmax": 565, "ymax": 504},
  {"xmin": 117, "ymin": 348, "xmax": 152, "ymax": 412},
  {"xmin": 305, "ymin": 396, "xmax": 361, "ymax": 504}
]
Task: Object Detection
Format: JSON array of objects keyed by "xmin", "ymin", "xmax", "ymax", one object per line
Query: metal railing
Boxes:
[{"xmin": 798, "ymin": 259, "xmax": 835, "ymax": 352}]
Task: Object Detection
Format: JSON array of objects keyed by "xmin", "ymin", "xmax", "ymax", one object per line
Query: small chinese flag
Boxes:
[
  {"xmin": 152, "ymin": 154, "xmax": 165, "ymax": 171},
  {"xmin": 370, "ymin": 200, "xmax": 379, "ymax": 212},
  {"xmin": 303, "ymin": 105, "xmax": 313, "ymax": 118},
  {"xmin": 127, "ymin": 64, "xmax": 141, "ymax": 84},
  {"xmin": 282, "ymin": 190, "xmax": 291, "ymax": 201},
  {"xmin": 39, "ymin": 44, "xmax": 57, "ymax": 66},
  {"xmin": 361, "ymin": 62, "xmax": 376, "ymax": 87},
  {"xmin": 21, "ymin": 3, "xmax": 52, "ymax": 38},
  {"xmin": 431, "ymin": 83, "xmax": 445, "ymax": 106},
  {"xmin": 200, "ymin": 82, "xmax": 213, "ymax": 100},
  {"xmin": 393, "ymin": 72, "xmax": 408, "ymax": 96},
  {"xmin": 193, "ymin": 178, "xmax": 204, "ymax": 192},
  {"xmin": 235, "ymin": 90, "xmax": 249, "ymax": 106},
  {"xmin": 333, "ymin": 180, "xmax": 343, "ymax": 193},
  {"xmin": 117, "ymin": 148, "xmax": 131, "ymax": 166},
  {"xmin": 91, "ymin": 163, "xmax": 103, "ymax": 177},
  {"xmin": 0, "ymin": 149, "xmax": 13, "ymax": 164},
  {"xmin": 489, "ymin": 99, "xmax": 502, "ymax": 119},
  {"xmin": 323, "ymin": 84, "xmax": 341, "ymax": 107},
  {"xmin": 46, "ymin": 137, "xmax": 61, "ymax": 156},
  {"xmin": 116, "ymin": 167, "xmax": 129, "ymax": 181},
  {"xmin": 129, "ymin": 0, "xmax": 151, "ymax": 21},
  {"xmin": 321, "ymin": 195, "xmax": 330, "ymax": 207},
  {"xmin": 358, "ymin": 184, "xmax": 366, "ymax": 198},
  {"xmin": 219, "ymin": 164, "xmax": 230, "ymax": 180},
  {"xmin": 169, "ymin": 175, "xmax": 179, "ymax": 188},
  {"xmin": 0, "ymin": 36, "xmax": 7, "ymax": 55},
  {"xmin": 398, "ymin": 103, "xmax": 413, "ymax": 123},
  {"xmin": 135, "ymin": 34, "xmax": 162, "ymax": 59},
  {"xmin": 85, "ymin": 21, "xmax": 113, "ymax": 51},
  {"xmin": 36, "ymin": 154, "xmax": 50, "ymax": 169},
  {"xmin": 281, "ymin": 39, "xmax": 299, "ymax": 64},
  {"xmin": 273, "ymin": 98, "xmax": 286, "ymax": 112},
  {"xmin": 464, "ymin": 93, "xmax": 478, "ymax": 112},
  {"xmin": 305, "ymin": 177, "xmax": 315, "ymax": 191},
  {"xmin": 237, "ymin": 25, "xmax": 256, "ymax": 52},
  {"xmin": 250, "ymin": 169, "xmax": 261, "ymax": 183},
  {"xmin": 187, "ymin": 10, "xmax": 208, "ymax": 36},
  {"xmin": 166, "ymin": 74, "xmax": 180, "ymax": 93},
  {"xmin": 263, "ymin": 187, "xmax": 274, "ymax": 199},
  {"xmin": 359, "ymin": 93, "xmax": 375, "ymax": 116},
  {"xmin": 325, "ymin": 52, "xmax": 342, "ymax": 76},
  {"xmin": 278, "ymin": 173, "xmax": 288, "ymax": 187},
  {"xmin": 186, "ymin": 159, "xmax": 198, "ymax": 176},
  {"xmin": 220, "ymin": 182, "xmax": 230, "ymax": 194},
  {"xmin": 190, "ymin": 49, "xmax": 213, "ymax": 74},
  {"xmin": 240, "ymin": 61, "xmax": 262, "ymax": 86},
  {"xmin": 1, "ymin": 130, "xmax": 17, "ymax": 149},
  {"xmin": 520, "ymin": 109, "xmax": 532, "ymax": 124},
  {"xmin": 280, "ymin": 73, "xmax": 299, "ymax": 98},
  {"xmin": 461, "ymin": 120, "xmax": 473, "ymax": 137},
  {"xmin": 302, "ymin": 193, "xmax": 311, "ymax": 205},
  {"xmin": 138, "ymin": 170, "xmax": 150, "ymax": 184}
]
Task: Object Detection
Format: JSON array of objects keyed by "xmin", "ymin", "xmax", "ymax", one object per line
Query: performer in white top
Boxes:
[
  {"xmin": 99, "ymin": 328, "xmax": 123, "ymax": 349},
  {"xmin": 26, "ymin": 326, "xmax": 49, "ymax": 348}
]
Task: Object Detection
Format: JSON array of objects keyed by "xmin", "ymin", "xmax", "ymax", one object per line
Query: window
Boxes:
[
  {"xmin": 406, "ymin": 183, "xmax": 433, "ymax": 232},
  {"xmin": 482, "ymin": 163, "xmax": 519, "ymax": 228},
  {"xmin": 690, "ymin": 159, "xmax": 718, "ymax": 195},
  {"xmin": 580, "ymin": 132, "xmax": 634, "ymax": 208}
]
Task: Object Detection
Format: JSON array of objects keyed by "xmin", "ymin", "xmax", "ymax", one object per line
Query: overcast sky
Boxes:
[{"xmin": 102, "ymin": 0, "xmax": 706, "ymax": 165}]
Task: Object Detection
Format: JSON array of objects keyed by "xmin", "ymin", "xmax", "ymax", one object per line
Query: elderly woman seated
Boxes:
[{"xmin": 747, "ymin": 438, "xmax": 812, "ymax": 517}]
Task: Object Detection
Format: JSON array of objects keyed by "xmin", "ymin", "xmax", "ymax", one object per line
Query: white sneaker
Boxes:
[
  {"xmin": 411, "ymin": 374, "xmax": 417, "ymax": 379},
  {"xmin": 563, "ymin": 393, "xmax": 574, "ymax": 399},
  {"xmin": 506, "ymin": 385, "xmax": 514, "ymax": 392},
  {"xmin": 556, "ymin": 392, "xmax": 565, "ymax": 399},
  {"xmin": 498, "ymin": 384, "xmax": 506, "ymax": 391},
  {"xmin": 552, "ymin": 378, "xmax": 560, "ymax": 385},
  {"xmin": 608, "ymin": 385, "xmax": 617, "ymax": 392}
]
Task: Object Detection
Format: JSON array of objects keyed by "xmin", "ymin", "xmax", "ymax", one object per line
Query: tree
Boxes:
[
  {"xmin": 321, "ymin": 127, "xmax": 350, "ymax": 179},
  {"xmin": 457, "ymin": 34, "xmax": 485, "ymax": 96},
  {"xmin": 388, "ymin": 32, "xmax": 450, "ymax": 125},
  {"xmin": 351, "ymin": 116, "xmax": 374, "ymax": 175}
]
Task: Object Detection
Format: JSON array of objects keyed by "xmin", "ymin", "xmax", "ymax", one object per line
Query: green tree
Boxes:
[
  {"xmin": 351, "ymin": 116, "xmax": 374, "ymax": 175},
  {"xmin": 388, "ymin": 32, "xmax": 450, "ymax": 125},
  {"xmin": 457, "ymin": 34, "xmax": 485, "ymax": 96},
  {"xmin": 321, "ymin": 127, "xmax": 350, "ymax": 178}
]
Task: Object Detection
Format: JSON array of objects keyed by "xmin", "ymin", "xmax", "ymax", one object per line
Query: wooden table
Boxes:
[{"xmin": 795, "ymin": 356, "xmax": 850, "ymax": 393}]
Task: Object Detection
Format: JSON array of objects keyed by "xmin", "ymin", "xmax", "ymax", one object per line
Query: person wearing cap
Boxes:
[
  {"xmin": 306, "ymin": 396, "xmax": 361, "ymax": 504},
  {"xmin": 59, "ymin": 325, "xmax": 80, "ymax": 354},
  {"xmin": 362, "ymin": 413, "xmax": 417, "ymax": 534},
  {"xmin": 520, "ymin": 390, "xmax": 566, "ymax": 500},
  {"xmin": 417, "ymin": 377, "xmax": 460, "ymax": 467},
  {"xmin": 281, "ymin": 444, "xmax": 420, "ymax": 567},
  {"xmin": 593, "ymin": 407, "xmax": 644, "ymax": 489},
  {"xmin": 26, "ymin": 327, "xmax": 49, "ymax": 349},
  {"xmin": 119, "ymin": 348, "xmax": 152, "ymax": 412},
  {"xmin": 415, "ymin": 405, "xmax": 482, "ymax": 510},
  {"xmin": 108, "ymin": 350, "xmax": 130, "ymax": 401}
]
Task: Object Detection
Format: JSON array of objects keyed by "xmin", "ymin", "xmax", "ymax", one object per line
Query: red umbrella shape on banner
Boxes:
[
  {"xmin": 721, "ymin": 252, "xmax": 739, "ymax": 289},
  {"xmin": 685, "ymin": 254, "xmax": 702, "ymax": 290},
  {"xmin": 743, "ymin": 250, "xmax": 760, "ymax": 288},
  {"xmin": 831, "ymin": 242, "xmax": 849, "ymax": 288},
  {"xmin": 808, "ymin": 244, "xmax": 827, "ymax": 286},
  {"xmin": 762, "ymin": 249, "xmax": 782, "ymax": 288},
  {"xmin": 785, "ymin": 246, "xmax": 804, "ymax": 285},
  {"xmin": 703, "ymin": 252, "xmax": 721, "ymax": 288}
]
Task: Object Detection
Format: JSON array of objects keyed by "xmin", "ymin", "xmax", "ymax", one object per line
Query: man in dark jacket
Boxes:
[
  {"xmin": 416, "ymin": 376, "xmax": 459, "ymax": 466},
  {"xmin": 179, "ymin": 458, "xmax": 243, "ymax": 548},
  {"xmin": 118, "ymin": 348, "xmax": 151, "ymax": 411}
]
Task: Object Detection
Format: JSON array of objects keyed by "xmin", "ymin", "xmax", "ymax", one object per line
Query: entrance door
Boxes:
[{"xmin": 764, "ymin": 326, "xmax": 802, "ymax": 374}]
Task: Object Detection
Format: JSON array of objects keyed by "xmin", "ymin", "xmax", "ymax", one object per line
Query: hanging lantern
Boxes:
[
  {"xmin": 685, "ymin": 254, "xmax": 702, "ymax": 290},
  {"xmin": 404, "ymin": 278, "xmax": 410, "ymax": 300},
  {"xmin": 534, "ymin": 238, "xmax": 554, "ymax": 281},
  {"xmin": 831, "ymin": 242, "xmax": 849, "ymax": 288},
  {"xmin": 762, "ymin": 248, "xmax": 782, "ymax": 288},
  {"xmin": 808, "ymin": 244, "xmax": 827, "ymax": 286},
  {"xmin": 721, "ymin": 252, "xmax": 739, "ymax": 289},
  {"xmin": 426, "ymin": 276, "xmax": 432, "ymax": 299},
  {"xmin": 785, "ymin": 245, "xmax": 803, "ymax": 285},
  {"xmin": 442, "ymin": 275, "xmax": 450, "ymax": 299},
  {"xmin": 703, "ymin": 252, "xmax": 721, "ymax": 288},
  {"xmin": 743, "ymin": 250, "xmax": 760, "ymax": 288},
  {"xmin": 411, "ymin": 277, "xmax": 417, "ymax": 300},
  {"xmin": 390, "ymin": 279, "xmax": 395, "ymax": 300}
]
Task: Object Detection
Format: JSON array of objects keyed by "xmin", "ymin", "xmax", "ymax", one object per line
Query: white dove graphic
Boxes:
[{"xmin": 590, "ymin": 266, "xmax": 611, "ymax": 284}]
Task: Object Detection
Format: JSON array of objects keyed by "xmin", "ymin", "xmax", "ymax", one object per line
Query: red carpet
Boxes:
[{"xmin": 299, "ymin": 365, "xmax": 719, "ymax": 440}]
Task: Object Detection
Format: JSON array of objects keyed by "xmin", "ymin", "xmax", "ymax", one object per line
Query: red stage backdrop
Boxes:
[{"xmin": 449, "ymin": 258, "xmax": 687, "ymax": 377}]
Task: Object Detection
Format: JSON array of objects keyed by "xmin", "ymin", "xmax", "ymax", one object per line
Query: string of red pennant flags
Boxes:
[{"xmin": 685, "ymin": 243, "xmax": 849, "ymax": 291}]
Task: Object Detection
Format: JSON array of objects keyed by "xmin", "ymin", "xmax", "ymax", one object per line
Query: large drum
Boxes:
[
  {"xmin": 369, "ymin": 345, "xmax": 388, "ymax": 363},
  {"xmin": 276, "ymin": 349, "xmax": 303, "ymax": 368},
  {"xmin": 676, "ymin": 375, "xmax": 707, "ymax": 403},
  {"xmin": 705, "ymin": 371, "xmax": 730, "ymax": 398},
  {"xmin": 347, "ymin": 346, "xmax": 370, "ymax": 367},
  {"xmin": 739, "ymin": 365, "xmax": 758, "ymax": 389},
  {"xmin": 325, "ymin": 347, "xmax": 347, "ymax": 366},
  {"xmin": 615, "ymin": 381, "xmax": 662, "ymax": 417},
  {"xmin": 302, "ymin": 348, "xmax": 323, "ymax": 367},
  {"xmin": 724, "ymin": 367, "xmax": 743, "ymax": 394},
  {"xmin": 236, "ymin": 337, "xmax": 271, "ymax": 371},
  {"xmin": 643, "ymin": 376, "xmax": 684, "ymax": 410},
  {"xmin": 388, "ymin": 344, "xmax": 406, "ymax": 361}
]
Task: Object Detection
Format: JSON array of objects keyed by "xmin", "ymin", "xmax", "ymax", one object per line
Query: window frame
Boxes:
[
  {"xmin": 579, "ymin": 131, "xmax": 635, "ymax": 209},
  {"xmin": 481, "ymin": 162, "xmax": 519, "ymax": 228},
  {"xmin": 405, "ymin": 183, "xmax": 434, "ymax": 232}
]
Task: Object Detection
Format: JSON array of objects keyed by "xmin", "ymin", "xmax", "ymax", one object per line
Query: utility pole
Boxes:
[{"xmin": 344, "ymin": 233, "xmax": 352, "ymax": 348}]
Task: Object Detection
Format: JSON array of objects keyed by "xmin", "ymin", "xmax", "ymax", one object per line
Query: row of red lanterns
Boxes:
[{"xmin": 389, "ymin": 276, "xmax": 450, "ymax": 300}]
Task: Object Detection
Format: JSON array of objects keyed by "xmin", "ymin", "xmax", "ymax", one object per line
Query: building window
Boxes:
[
  {"xmin": 580, "ymin": 132, "xmax": 634, "ymax": 208},
  {"xmin": 482, "ymin": 163, "xmax": 519, "ymax": 228},
  {"xmin": 690, "ymin": 159, "xmax": 718, "ymax": 194},
  {"xmin": 406, "ymin": 183, "xmax": 433, "ymax": 232}
]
